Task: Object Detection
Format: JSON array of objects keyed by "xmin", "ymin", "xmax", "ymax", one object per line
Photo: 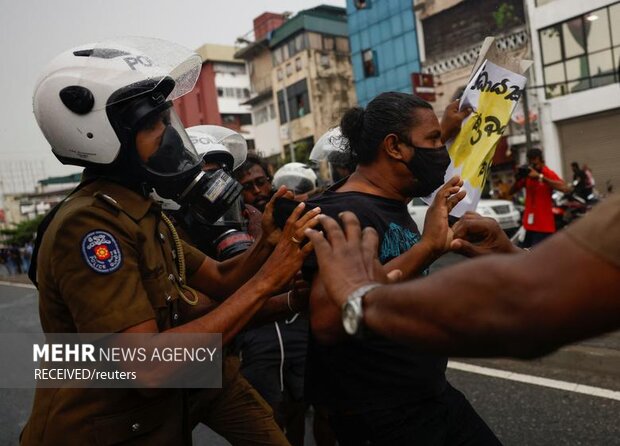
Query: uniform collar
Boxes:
[{"xmin": 82, "ymin": 176, "xmax": 160, "ymax": 221}]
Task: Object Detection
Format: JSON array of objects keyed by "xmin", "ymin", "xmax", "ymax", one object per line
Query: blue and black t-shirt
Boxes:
[{"xmin": 303, "ymin": 187, "xmax": 447, "ymax": 413}]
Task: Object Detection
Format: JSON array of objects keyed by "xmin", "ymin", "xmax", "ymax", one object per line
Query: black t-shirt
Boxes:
[{"xmin": 303, "ymin": 187, "xmax": 447, "ymax": 413}]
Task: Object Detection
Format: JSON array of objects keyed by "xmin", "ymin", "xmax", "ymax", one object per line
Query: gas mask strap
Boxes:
[{"xmin": 161, "ymin": 212, "xmax": 199, "ymax": 306}]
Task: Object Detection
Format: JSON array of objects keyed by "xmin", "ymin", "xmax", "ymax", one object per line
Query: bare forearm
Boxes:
[
  {"xmin": 544, "ymin": 177, "xmax": 568, "ymax": 192},
  {"xmin": 365, "ymin": 255, "xmax": 540, "ymax": 357},
  {"xmin": 193, "ymin": 236, "xmax": 274, "ymax": 300},
  {"xmin": 384, "ymin": 240, "xmax": 436, "ymax": 279},
  {"xmin": 168, "ymin": 278, "xmax": 272, "ymax": 345},
  {"xmin": 364, "ymin": 234, "xmax": 620, "ymax": 358}
]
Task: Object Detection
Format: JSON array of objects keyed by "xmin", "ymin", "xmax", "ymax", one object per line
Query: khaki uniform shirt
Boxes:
[
  {"xmin": 564, "ymin": 194, "xmax": 620, "ymax": 268},
  {"xmin": 21, "ymin": 178, "xmax": 206, "ymax": 446}
]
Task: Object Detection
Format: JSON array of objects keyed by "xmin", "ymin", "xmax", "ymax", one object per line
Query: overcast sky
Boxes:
[{"xmin": 0, "ymin": 0, "xmax": 346, "ymax": 188}]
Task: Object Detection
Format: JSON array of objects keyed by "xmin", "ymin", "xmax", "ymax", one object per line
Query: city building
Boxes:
[
  {"xmin": 526, "ymin": 0, "xmax": 620, "ymax": 192},
  {"xmin": 346, "ymin": 0, "xmax": 422, "ymax": 106},
  {"xmin": 268, "ymin": 5, "xmax": 357, "ymax": 162},
  {"xmin": 415, "ymin": 0, "xmax": 533, "ymax": 193},
  {"xmin": 235, "ymin": 13, "xmax": 288, "ymax": 162},
  {"xmin": 1, "ymin": 173, "xmax": 80, "ymax": 229},
  {"xmin": 173, "ymin": 44, "xmax": 255, "ymax": 149}
]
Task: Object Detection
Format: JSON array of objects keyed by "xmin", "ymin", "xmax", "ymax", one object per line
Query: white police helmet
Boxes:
[
  {"xmin": 272, "ymin": 162, "xmax": 317, "ymax": 194},
  {"xmin": 186, "ymin": 125, "xmax": 247, "ymax": 172},
  {"xmin": 33, "ymin": 37, "xmax": 202, "ymax": 170}
]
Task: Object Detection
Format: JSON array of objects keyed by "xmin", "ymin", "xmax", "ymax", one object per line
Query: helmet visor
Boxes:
[
  {"xmin": 309, "ymin": 127, "xmax": 349, "ymax": 163},
  {"xmin": 273, "ymin": 175, "xmax": 316, "ymax": 194},
  {"xmin": 136, "ymin": 107, "xmax": 202, "ymax": 176},
  {"xmin": 74, "ymin": 37, "xmax": 201, "ymax": 110}
]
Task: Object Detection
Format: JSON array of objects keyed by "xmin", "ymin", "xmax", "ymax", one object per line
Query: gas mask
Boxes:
[
  {"xmin": 132, "ymin": 103, "xmax": 242, "ymax": 225},
  {"xmin": 401, "ymin": 143, "xmax": 451, "ymax": 197}
]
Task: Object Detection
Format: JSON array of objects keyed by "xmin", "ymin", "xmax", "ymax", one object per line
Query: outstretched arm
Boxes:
[{"xmin": 306, "ymin": 212, "xmax": 620, "ymax": 358}]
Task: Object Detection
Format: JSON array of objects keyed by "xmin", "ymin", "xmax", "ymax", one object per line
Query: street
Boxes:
[{"xmin": 1, "ymin": 280, "xmax": 619, "ymax": 445}]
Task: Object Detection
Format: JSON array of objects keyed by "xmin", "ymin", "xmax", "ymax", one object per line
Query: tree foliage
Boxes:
[{"xmin": 0, "ymin": 215, "xmax": 45, "ymax": 246}]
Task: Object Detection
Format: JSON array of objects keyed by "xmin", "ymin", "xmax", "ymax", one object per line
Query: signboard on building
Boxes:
[{"xmin": 411, "ymin": 73, "xmax": 436, "ymax": 102}]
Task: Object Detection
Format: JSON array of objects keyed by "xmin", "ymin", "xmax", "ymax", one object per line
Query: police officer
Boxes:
[
  {"xmin": 22, "ymin": 37, "xmax": 319, "ymax": 445},
  {"xmin": 157, "ymin": 125, "xmax": 305, "ymax": 444}
]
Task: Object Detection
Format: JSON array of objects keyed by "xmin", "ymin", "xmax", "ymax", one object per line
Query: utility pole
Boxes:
[
  {"xmin": 281, "ymin": 82, "xmax": 296, "ymax": 162},
  {"xmin": 522, "ymin": 87, "xmax": 533, "ymax": 151}
]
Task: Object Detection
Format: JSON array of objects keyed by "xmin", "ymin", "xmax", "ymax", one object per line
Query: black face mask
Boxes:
[{"xmin": 401, "ymin": 144, "xmax": 451, "ymax": 197}]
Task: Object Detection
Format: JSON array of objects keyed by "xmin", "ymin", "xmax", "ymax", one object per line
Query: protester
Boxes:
[
  {"xmin": 298, "ymin": 92, "xmax": 502, "ymax": 446},
  {"xmin": 22, "ymin": 37, "xmax": 320, "ymax": 445},
  {"xmin": 583, "ymin": 164, "xmax": 596, "ymax": 192},
  {"xmin": 510, "ymin": 149, "xmax": 568, "ymax": 247},
  {"xmin": 236, "ymin": 154, "xmax": 275, "ymax": 213},
  {"xmin": 570, "ymin": 161, "xmax": 590, "ymax": 201},
  {"xmin": 304, "ymin": 193, "xmax": 620, "ymax": 357}
]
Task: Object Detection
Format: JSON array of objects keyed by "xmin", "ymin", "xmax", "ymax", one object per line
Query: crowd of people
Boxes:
[
  {"xmin": 0, "ymin": 245, "xmax": 32, "ymax": 277},
  {"xmin": 18, "ymin": 36, "xmax": 619, "ymax": 446}
]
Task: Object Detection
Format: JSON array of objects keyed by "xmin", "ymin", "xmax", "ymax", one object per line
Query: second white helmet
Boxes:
[
  {"xmin": 272, "ymin": 162, "xmax": 317, "ymax": 194},
  {"xmin": 186, "ymin": 125, "xmax": 247, "ymax": 171}
]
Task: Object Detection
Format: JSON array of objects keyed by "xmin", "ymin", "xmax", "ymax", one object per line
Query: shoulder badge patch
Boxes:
[{"xmin": 81, "ymin": 230, "xmax": 123, "ymax": 274}]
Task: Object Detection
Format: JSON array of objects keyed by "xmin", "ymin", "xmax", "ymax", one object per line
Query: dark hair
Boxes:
[
  {"xmin": 526, "ymin": 148, "xmax": 543, "ymax": 161},
  {"xmin": 234, "ymin": 153, "xmax": 272, "ymax": 181},
  {"xmin": 339, "ymin": 92, "xmax": 433, "ymax": 164}
]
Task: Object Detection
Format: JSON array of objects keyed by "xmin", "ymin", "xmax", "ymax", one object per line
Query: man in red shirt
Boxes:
[{"xmin": 511, "ymin": 149, "xmax": 568, "ymax": 247}]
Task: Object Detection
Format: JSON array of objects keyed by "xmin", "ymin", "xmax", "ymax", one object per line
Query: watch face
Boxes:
[{"xmin": 342, "ymin": 301, "xmax": 359, "ymax": 335}]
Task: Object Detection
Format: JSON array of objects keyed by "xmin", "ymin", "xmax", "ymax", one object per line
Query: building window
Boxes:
[
  {"xmin": 539, "ymin": 3, "xmax": 620, "ymax": 98},
  {"xmin": 362, "ymin": 49, "xmax": 377, "ymax": 77},
  {"xmin": 274, "ymin": 33, "xmax": 308, "ymax": 65},
  {"xmin": 277, "ymin": 69, "xmax": 283, "ymax": 81},
  {"xmin": 240, "ymin": 114, "xmax": 252, "ymax": 126},
  {"xmin": 286, "ymin": 63, "xmax": 293, "ymax": 77},
  {"xmin": 335, "ymin": 37, "xmax": 350, "ymax": 53},
  {"xmin": 217, "ymin": 88, "xmax": 224, "ymax": 97},
  {"xmin": 319, "ymin": 53, "xmax": 330, "ymax": 68},
  {"xmin": 254, "ymin": 107, "xmax": 268, "ymax": 125},
  {"xmin": 273, "ymin": 47, "xmax": 283, "ymax": 66},
  {"xmin": 355, "ymin": 0, "xmax": 369, "ymax": 9},
  {"xmin": 323, "ymin": 36, "xmax": 335, "ymax": 51},
  {"xmin": 276, "ymin": 79, "xmax": 311, "ymax": 124},
  {"xmin": 295, "ymin": 58, "xmax": 303, "ymax": 72}
]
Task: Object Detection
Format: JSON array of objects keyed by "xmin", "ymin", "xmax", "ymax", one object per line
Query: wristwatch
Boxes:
[{"xmin": 342, "ymin": 283, "xmax": 382, "ymax": 337}]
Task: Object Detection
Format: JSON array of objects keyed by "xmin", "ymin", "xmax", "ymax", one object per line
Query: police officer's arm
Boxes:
[
  {"xmin": 306, "ymin": 210, "xmax": 620, "ymax": 358},
  {"xmin": 122, "ymin": 203, "xmax": 315, "ymax": 343},
  {"xmin": 179, "ymin": 287, "xmax": 307, "ymax": 327},
  {"xmin": 188, "ymin": 193, "xmax": 321, "ymax": 301}
]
